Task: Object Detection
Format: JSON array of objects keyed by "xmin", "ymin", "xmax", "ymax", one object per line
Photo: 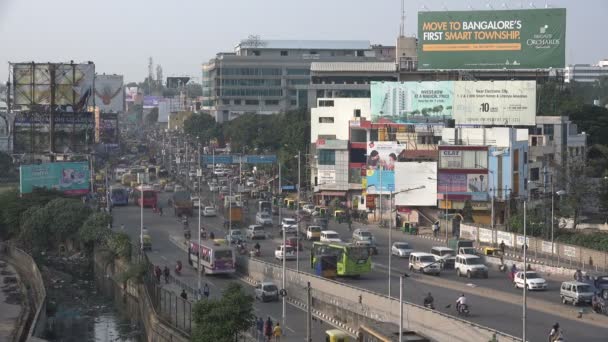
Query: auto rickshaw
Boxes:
[
  {"xmin": 142, "ymin": 234, "xmax": 152, "ymax": 250},
  {"xmin": 334, "ymin": 210, "xmax": 346, "ymax": 223},
  {"xmin": 313, "ymin": 206, "xmax": 328, "ymax": 217},
  {"xmin": 286, "ymin": 199, "xmax": 295, "ymax": 210},
  {"xmin": 483, "ymin": 247, "xmax": 500, "ymax": 256},
  {"xmin": 325, "ymin": 329, "xmax": 350, "ymax": 342}
]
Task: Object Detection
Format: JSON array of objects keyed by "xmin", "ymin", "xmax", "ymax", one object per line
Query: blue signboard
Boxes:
[
  {"xmin": 245, "ymin": 155, "xmax": 277, "ymax": 164},
  {"xmin": 201, "ymin": 155, "xmax": 234, "ymax": 165},
  {"xmin": 281, "ymin": 185, "xmax": 296, "ymax": 191}
]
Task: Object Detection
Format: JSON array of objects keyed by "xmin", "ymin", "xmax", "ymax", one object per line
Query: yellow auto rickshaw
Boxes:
[
  {"xmin": 286, "ymin": 199, "xmax": 295, "ymax": 210},
  {"xmin": 142, "ymin": 234, "xmax": 152, "ymax": 251},
  {"xmin": 325, "ymin": 329, "xmax": 350, "ymax": 342},
  {"xmin": 334, "ymin": 210, "xmax": 346, "ymax": 223},
  {"xmin": 484, "ymin": 247, "xmax": 500, "ymax": 256},
  {"xmin": 314, "ymin": 206, "xmax": 328, "ymax": 217}
]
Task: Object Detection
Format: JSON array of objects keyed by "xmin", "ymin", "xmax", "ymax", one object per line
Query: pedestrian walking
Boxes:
[
  {"xmin": 273, "ymin": 322, "xmax": 282, "ymax": 341},
  {"xmin": 203, "ymin": 283, "xmax": 210, "ymax": 299},
  {"xmin": 163, "ymin": 266, "xmax": 170, "ymax": 284},
  {"xmin": 549, "ymin": 322, "xmax": 564, "ymax": 341},
  {"xmin": 180, "ymin": 289, "xmax": 188, "ymax": 300},
  {"xmin": 154, "ymin": 265, "xmax": 161, "ymax": 283},
  {"xmin": 432, "ymin": 221, "xmax": 439, "ymax": 237},
  {"xmin": 499, "ymin": 240, "xmax": 506, "ymax": 255},
  {"xmin": 256, "ymin": 317, "xmax": 264, "ymax": 341},
  {"xmin": 264, "ymin": 317, "xmax": 273, "ymax": 341}
]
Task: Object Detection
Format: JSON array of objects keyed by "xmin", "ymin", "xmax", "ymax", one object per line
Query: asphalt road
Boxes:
[{"xmin": 112, "ymin": 194, "xmax": 329, "ymax": 341}]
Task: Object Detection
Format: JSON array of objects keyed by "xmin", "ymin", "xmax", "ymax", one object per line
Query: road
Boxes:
[{"xmin": 112, "ymin": 193, "xmax": 329, "ymax": 341}]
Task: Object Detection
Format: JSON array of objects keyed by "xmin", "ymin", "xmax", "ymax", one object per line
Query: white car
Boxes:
[
  {"xmin": 246, "ymin": 225, "xmax": 266, "ymax": 240},
  {"xmin": 226, "ymin": 230, "xmax": 244, "ymax": 244},
  {"xmin": 391, "ymin": 242, "xmax": 413, "ymax": 257},
  {"xmin": 220, "ymin": 185, "xmax": 229, "ymax": 193},
  {"xmin": 281, "ymin": 218, "xmax": 298, "ymax": 234},
  {"xmin": 352, "ymin": 229, "xmax": 375, "ymax": 243},
  {"xmin": 302, "ymin": 204, "xmax": 316, "ymax": 215},
  {"xmin": 191, "ymin": 196, "xmax": 201, "ymax": 208},
  {"xmin": 188, "ymin": 170, "xmax": 197, "ymax": 178},
  {"xmin": 320, "ymin": 230, "xmax": 342, "ymax": 243},
  {"xmin": 246, "ymin": 178, "xmax": 256, "ymax": 187},
  {"xmin": 255, "ymin": 212, "xmax": 273, "ymax": 226},
  {"xmin": 202, "ymin": 206, "xmax": 216, "ymax": 217},
  {"xmin": 514, "ymin": 271, "xmax": 548, "ymax": 290},
  {"xmin": 455, "ymin": 254, "xmax": 489, "ymax": 279},
  {"xmin": 254, "ymin": 282, "xmax": 279, "ymax": 302},
  {"xmin": 275, "ymin": 245, "xmax": 296, "ymax": 260},
  {"xmin": 209, "ymin": 184, "xmax": 219, "ymax": 192}
]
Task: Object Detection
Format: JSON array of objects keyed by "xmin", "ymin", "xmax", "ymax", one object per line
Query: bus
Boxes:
[
  {"xmin": 110, "ymin": 186, "xmax": 129, "ymax": 206},
  {"xmin": 311, "ymin": 241, "xmax": 372, "ymax": 277},
  {"xmin": 134, "ymin": 185, "xmax": 158, "ymax": 208},
  {"xmin": 188, "ymin": 240, "xmax": 235, "ymax": 275}
]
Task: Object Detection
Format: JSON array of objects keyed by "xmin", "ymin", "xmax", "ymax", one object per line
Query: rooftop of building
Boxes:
[
  {"xmin": 235, "ymin": 39, "xmax": 371, "ymax": 51},
  {"xmin": 311, "ymin": 62, "xmax": 396, "ymax": 73}
]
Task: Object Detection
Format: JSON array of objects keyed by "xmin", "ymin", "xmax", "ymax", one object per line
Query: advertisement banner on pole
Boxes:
[
  {"xmin": 143, "ymin": 96, "xmax": 162, "ymax": 108},
  {"xmin": 418, "ymin": 8, "xmax": 566, "ymax": 70},
  {"xmin": 370, "ymin": 81, "xmax": 454, "ymax": 122},
  {"xmin": 366, "ymin": 141, "xmax": 406, "ymax": 171},
  {"xmin": 20, "ymin": 162, "xmax": 90, "ymax": 195},
  {"xmin": 453, "ymin": 81, "xmax": 536, "ymax": 126},
  {"xmin": 95, "ymin": 74, "xmax": 124, "ymax": 113}
]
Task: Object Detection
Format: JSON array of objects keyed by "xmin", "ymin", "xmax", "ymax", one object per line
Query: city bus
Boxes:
[
  {"xmin": 110, "ymin": 186, "xmax": 129, "ymax": 206},
  {"xmin": 311, "ymin": 241, "xmax": 372, "ymax": 277},
  {"xmin": 188, "ymin": 240, "xmax": 235, "ymax": 275},
  {"xmin": 133, "ymin": 185, "xmax": 158, "ymax": 208}
]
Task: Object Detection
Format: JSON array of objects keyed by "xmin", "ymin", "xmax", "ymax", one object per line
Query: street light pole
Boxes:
[
  {"xmin": 523, "ymin": 200, "xmax": 527, "ymax": 342},
  {"xmin": 279, "ymin": 161, "xmax": 286, "ymax": 331},
  {"xmin": 297, "ymin": 150, "xmax": 301, "ymax": 272},
  {"xmin": 388, "ymin": 190, "xmax": 393, "ymax": 297},
  {"xmin": 197, "ymin": 140, "xmax": 202, "ymax": 299},
  {"xmin": 551, "ymin": 182, "xmax": 554, "ymax": 258}
]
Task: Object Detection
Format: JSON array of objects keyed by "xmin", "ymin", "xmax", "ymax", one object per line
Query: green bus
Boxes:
[{"xmin": 311, "ymin": 241, "xmax": 372, "ymax": 277}]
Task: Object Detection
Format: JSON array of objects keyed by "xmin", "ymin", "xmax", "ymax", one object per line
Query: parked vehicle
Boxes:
[
  {"xmin": 455, "ymin": 254, "xmax": 488, "ymax": 278},
  {"xmin": 514, "ymin": 271, "xmax": 548, "ymax": 291},
  {"xmin": 560, "ymin": 281, "xmax": 595, "ymax": 305},
  {"xmin": 254, "ymin": 282, "xmax": 279, "ymax": 302},
  {"xmin": 246, "ymin": 225, "xmax": 266, "ymax": 240},
  {"xmin": 430, "ymin": 247, "xmax": 456, "ymax": 270},
  {"xmin": 391, "ymin": 242, "xmax": 413, "ymax": 258},
  {"xmin": 409, "ymin": 252, "xmax": 441, "ymax": 275}
]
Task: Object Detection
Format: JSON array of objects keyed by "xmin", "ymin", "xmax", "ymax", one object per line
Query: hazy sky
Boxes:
[{"xmin": 0, "ymin": 0, "xmax": 606, "ymax": 83}]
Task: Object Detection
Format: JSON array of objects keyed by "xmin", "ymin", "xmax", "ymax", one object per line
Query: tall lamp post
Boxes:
[
  {"xmin": 523, "ymin": 200, "xmax": 527, "ymax": 342},
  {"xmin": 296, "ymin": 151, "xmax": 301, "ymax": 272},
  {"xmin": 279, "ymin": 161, "xmax": 286, "ymax": 331},
  {"xmin": 196, "ymin": 138, "xmax": 202, "ymax": 299},
  {"xmin": 399, "ymin": 273, "xmax": 410, "ymax": 342},
  {"xmin": 552, "ymin": 188, "xmax": 566, "ymax": 259}
]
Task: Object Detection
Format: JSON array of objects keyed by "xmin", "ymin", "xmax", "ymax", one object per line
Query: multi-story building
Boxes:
[
  {"xmin": 565, "ymin": 60, "xmax": 608, "ymax": 83},
  {"xmin": 202, "ymin": 38, "xmax": 391, "ymax": 122}
]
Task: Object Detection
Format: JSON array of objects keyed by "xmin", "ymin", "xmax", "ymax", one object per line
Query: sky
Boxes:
[{"xmin": 0, "ymin": 0, "xmax": 606, "ymax": 83}]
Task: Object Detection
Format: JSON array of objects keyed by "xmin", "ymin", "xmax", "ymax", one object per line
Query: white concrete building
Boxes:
[
  {"xmin": 310, "ymin": 98, "xmax": 371, "ymax": 143},
  {"xmin": 565, "ymin": 60, "xmax": 608, "ymax": 83}
]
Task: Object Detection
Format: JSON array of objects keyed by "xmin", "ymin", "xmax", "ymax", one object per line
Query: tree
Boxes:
[
  {"xmin": 0, "ymin": 189, "xmax": 64, "ymax": 239},
  {"xmin": 106, "ymin": 232, "xmax": 132, "ymax": 260},
  {"xmin": 183, "ymin": 112, "xmax": 218, "ymax": 145},
  {"xmin": 556, "ymin": 158, "xmax": 593, "ymax": 229},
  {"xmin": 18, "ymin": 205, "xmax": 50, "ymax": 253},
  {"xmin": 191, "ymin": 282, "xmax": 255, "ymax": 342},
  {"xmin": 44, "ymin": 198, "xmax": 91, "ymax": 246},
  {"xmin": 79, "ymin": 212, "xmax": 112, "ymax": 250}
]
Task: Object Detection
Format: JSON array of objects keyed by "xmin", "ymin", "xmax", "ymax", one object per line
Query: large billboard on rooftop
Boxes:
[{"xmin": 417, "ymin": 8, "xmax": 566, "ymax": 70}]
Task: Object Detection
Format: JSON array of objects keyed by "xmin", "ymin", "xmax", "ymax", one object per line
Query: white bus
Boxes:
[{"xmin": 188, "ymin": 241, "xmax": 235, "ymax": 275}]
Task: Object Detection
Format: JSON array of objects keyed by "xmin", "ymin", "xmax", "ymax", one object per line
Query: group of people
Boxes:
[{"xmin": 255, "ymin": 317, "xmax": 282, "ymax": 341}]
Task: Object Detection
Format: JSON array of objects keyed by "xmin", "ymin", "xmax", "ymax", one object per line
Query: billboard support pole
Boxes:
[{"xmin": 49, "ymin": 64, "xmax": 56, "ymax": 156}]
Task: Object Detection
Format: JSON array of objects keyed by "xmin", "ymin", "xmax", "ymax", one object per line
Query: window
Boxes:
[
  {"xmin": 354, "ymin": 109, "xmax": 361, "ymax": 118},
  {"xmin": 287, "ymin": 69, "xmax": 310, "ymax": 75},
  {"xmin": 290, "ymin": 100, "xmax": 297, "ymax": 106},
  {"xmin": 221, "ymin": 79, "xmax": 281, "ymax": 87},
  {"xmin": 245, "ymin": 100, "xmax": 259, "ymax": 105},
  {"xmin": 222, "ymin": 99, "xmax": 230, "ymax": 105},
  {"xmin": 280, "ymin": 50, "xmax": 288, "ymax": 56},
  {"xmin": 234, "ymin": 99, "xmax": 241, "ymax": 105},
  {"xmin": 287, "ymin": 79, "xmax": 310, "ymax": 85},
  {"xmin": 356, "ymin": 50, "xmax": 365, "ymax": 57},
  {"xmin": 309, "ymin": 51, "xmax": 317, "ymax": 55},
  {"xmin": 252, "ymin": 50, "xmax": 260, "ymax": 56},
  {"xmin": 318, "ymin": 150, "xmax": 335, "ymax": 165},
  {"xmin": 530, "ymin": 168, "xmax": 540, "ymax": 181},
  {"xmin": 524, "ymin": 152, "xmax": 528, "ymax": 164},
  {"xmin": 265, "ymin": 100, "xmax": 279, "ymax": 106},
  {"xmin": 222, "ymin": 88, "xmax": 282, "ymax": 97},
  {"xmin": 318, "ymin": 100, "xmax": 334, "ymax": 107},
  {"xmin": 221, "ymin": 68, "xmax": 281, "ymax": 76},
  {"xmin": 318, "ymin": 117, "xmax": 334, "ymax": 123}
]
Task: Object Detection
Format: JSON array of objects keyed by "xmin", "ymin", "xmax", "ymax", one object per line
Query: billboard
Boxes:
[
  {"xmin": 394, "ymin": 162, "xmax": 437, "ymax": 206},
  {"xmin": 125, "ymin": 87, "xmax": 138, "ymax": 102},
  {"xmin": 365, "ymin": 141, "xmax": 406, "ymax": 194},
  {"xmin": 143, "ymin": 96, "xmax": 162, "ymax": 108},
  {"xmin": 12, "ymin": 63, "xmax": 95, "ymax": 109},
  {"xmin": 438, "ymin": 172, "xmax": 489, "ymax": 201},
  {"xmin": 95, "ymin": 112, "xmax": 119, "ymax": 144},
  {"xmin": 20, "ymin": 162, "xmax": 90, "ymax": 195},
  {"xmin": 95, "ymin": 75, "xmax": 124, "ymax": 113},
  {"xmin": 453, "ymin": 80, "xmax": 536, "ymax": 126},
  {"xmin": 370, "ymin": 81, "xmax": 454, "ymax": 122},
  {"xmin": 13, "ymin": 112, "xmax": 94, "ymax": 153},
  {"xmin": 418, "ymin": 8, "xmax": 566, "ymax": 70}
]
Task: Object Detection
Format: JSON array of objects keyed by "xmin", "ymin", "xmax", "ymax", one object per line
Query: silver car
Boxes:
[{"xmin": 255, "ymin": 282, "xmax": 279, "ymax": 302}]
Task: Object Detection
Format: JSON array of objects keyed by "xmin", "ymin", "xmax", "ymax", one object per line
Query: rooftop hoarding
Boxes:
[
  {"xmin": 20, "ymin": 162, "xmax": 90, "ymax": 195},
  {"xmin": 94, "ymin": 74, "xmax": 124, "ymax": 113},
  {"xmin": 370, "ymin": 81, "xmax": 453, "ymax": 123},
  {"xmin": 365, "ymin": 141, "xmax": 406, "ymax": 194},
  {"xmin": 143, "ymin": 96, "xmax": 162, "ymax": 108},
  {"xmin": 453, "ymin": 80, "xmax": 536, "ymax": 126},
  {"xmin": 394, "ymin": 162, "xmax": 437, "ymax": 206},
  {"xmin": 12, "ymin": 63, "xmax": 95, "ymax": 109},
  {"xmin": 418, "ymin": 8, "xmax": 566, "ymax": 70}
]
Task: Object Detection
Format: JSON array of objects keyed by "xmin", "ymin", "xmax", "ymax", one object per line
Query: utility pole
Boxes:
[
  {"xmin": 389, "ymin": 189, "xmax": 393, "ymax": 297},
  {"xmin": 197, "ymin": 140, "xmax": 202, "ymax": 299},
  {"xmin": 297, "ymin": 150, "xmax": 301, "ymax": 272},
  {"xmin": 280, "ymin": 161, "xmax": 286, "ymax": 331},
  {"xmin": 306, "ymin": 281, "xmax": 312, "ymax": 342},
  {"xmin": 523, "ymin": 201, "xmax": 527, "ymax": 342}
]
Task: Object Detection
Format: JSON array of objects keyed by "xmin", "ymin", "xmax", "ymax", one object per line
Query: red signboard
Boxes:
[{"xmin": 366, "ymin": 195, "xmax": 376, "ymax": 209}]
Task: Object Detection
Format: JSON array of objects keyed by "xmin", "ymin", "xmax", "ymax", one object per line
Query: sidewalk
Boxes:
[{"xmin": 0, "ymin": 259, "xmax": 25, "ymax": 342}]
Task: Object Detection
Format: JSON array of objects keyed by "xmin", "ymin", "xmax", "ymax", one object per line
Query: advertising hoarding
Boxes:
[
  {"xmin": 12, "ymin": 112, "xmax": 94, "ymax": 153},
  {"xmin": 466, "ymin": 174, "xmax": 488, "ymax": 192},
  {"xmin": 95, "ymin": 75, "xmax": 124, "ymax": 113},
  {"xmin": 125, "ymin": 87, "xmax": 138, "ymax": 102},
  {"xmin": 394, "ymin": 162, "xmax": 437, "ymax": 206},
  {"xmin": 365, "ymin": 169, "xmax": 394, "ymax": 195},
  {"xmin": 12, "ymin": 63, "xmax": 95, "ymax": 109},
  {"xmin": 20, "ymin": 162, "xmax": 90, "ymax": 195},
  {"xmin": 96, "ymin": 112, "xmax": 119, "ymax": 144},
  {"xmin": 370, "ymin": 81, "xmax": 453, "ymax": 122},
  {"xmin": 418, "ymin": 8, "xmax": 566, "ymax": 70},
  {"xmin": 143, "ymin": 96, "xmax": 162, "ymax": 108},
  {"xmin": 438, "ymin": 173, "xmax": 467, "ymax": 193},
  {"xmin": 439, "ymin": 148, "xmax": 488, "ymax": 169},
  {"xmin": 366, "ymin": 141, "xmax": 405, "ymax": 194},
  {"xmin": 438, "ymin": 172, "xmax": 489, "ymax": 200},
  {"xmin": 453, "ymin": 81, "xmax": 536, "ymax": 126},
  {"xmin": 318, "ymin": 170, "xmax": 336, "ymax": 184}
]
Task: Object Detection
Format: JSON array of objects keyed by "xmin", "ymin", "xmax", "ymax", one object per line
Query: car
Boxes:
[
  {"xmin": 281, "ymin": 218, "xmax": 298, "ymax": 234},
  {"xmin": 213, "ymin": 169, "xmax": 227, "ymax": 177},
  {"xmin": 352, "ymin": 229, "xmax": 375, "ymax": 243},
  {"xmin": 275, "ymin": 245, "xmax": 296, "ymax": 261},
  {"xmin": 514, "ymin": 271, "xmax": 548, "ymax": 291},
  {"xmin": 302, "ymin": 204, "xmax": 316, "ymax": 215},
  {"xmin": 246, "ymin": 178, "xmax": 256, "ymax": 187},
  {"xmin": 392, "ymin": 242, "xmax": 413, "ymax": 258},
  {"xmin": 255, "ymin": 212, "xmax": 273, "ymax": 226},
  {"xmin": 430, "ymin": 246, "xmax": 456, "ymax": 270},
  {"xmin": 226, "ymin": 229, "xmax": 244, "ymax": 244},
  {"xmin": 209, "ymin": 184, "xmax": 220, "ymax": 192},
  {"xmin": 455, "ymin": 254, "xmax": 488, "ymax": 279},
  {"xmin": 246, "ymin": 225, "xmax": 266, "ymax": 240},
  {"xmin": 191, "ymin": 196, "xmax": 201, "ymax": 208},
  {"xmin": 165, "ymin": 183, "xmax": 174, "ymax": 192},
  {"xmin": 320, "ymin": 230, "xmax": 341, "ymax": 243},
  {"xmin": 306, "ymin": 226, "xmax": 322, "ymax": 241},
  {"xmin": 560, "ymin": 281, "xmax": 595, "ymax": 305},
  {"xmin": 254, "ymin": 282, "xmax": 279, "ymax": 302},
  {"xmin": 188, "ymin": 170, "xmax": 197, "ymax": 178},
  {"xmin": 409, "ymin": 252, "xmax": 441, "ymax": 275},
  {"xmin": 285, "ymin": 237, "xmax": 303, "ymax": 251},
  {"xmin": 174, "ymin": 185, "xmax": 184, "ymax": 192},
  {"xmin": 592, "ymin": 275, "xmax": 608, "ymax": 299},
  {"xmin": 202, "ymin": 206, "xmax": 217, "ymax": 217}
]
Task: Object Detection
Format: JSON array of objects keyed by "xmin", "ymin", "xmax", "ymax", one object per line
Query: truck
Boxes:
[
  {"xmin": 169, "ymin": 191, "xmax": 193, "ymax": 217},
  {"xmin": 448, "ymin": 239, "xmax": 476, "ymax": 255},
  {"xmin": 225, "ymin": 206, "xmax": 243, "ymax": 226}
]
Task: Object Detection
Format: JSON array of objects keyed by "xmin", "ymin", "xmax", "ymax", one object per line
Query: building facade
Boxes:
[
  {"xmin": 202, "ymin": 39, "xmax": 392, "ymax": 122},
  {"xmin": 565, "ymin": 60, "xmax": 608, "ymax": 83}
]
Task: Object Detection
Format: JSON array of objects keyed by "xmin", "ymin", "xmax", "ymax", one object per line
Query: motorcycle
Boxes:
[
  {"xmin": 424, "ymin": 302, "xmax": 435, "ymax": 310},
  {"xmin": 237, "ymin": 242, "xmax": 248, "ymax": 255},
  {"xmin": 457, "ymin": 304, "xmax": 470, "ymax": 316},
  {"xmin": 250, "ymin": 248, "xmax": 261, "ymax": 257}
]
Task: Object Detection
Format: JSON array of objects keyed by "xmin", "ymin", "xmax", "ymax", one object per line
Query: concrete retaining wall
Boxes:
[
  {"xmin": 238, "ymin": 256, "xmax": 519, "ymax": 342},
  {"xmin": 0, "ymin": 242, "xmax": 48, "ymax": 342}
]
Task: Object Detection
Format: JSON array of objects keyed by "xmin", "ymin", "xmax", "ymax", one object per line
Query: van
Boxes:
[
  {"xmin": 560, "ymin": 281, "xmax": 594, "ymax": 305},
  {"xmin": 430, "ymin": 247, "xmax": 456, "ymax": 269},
  {"xmin": 455, "ymin": 254, "xmax": 488, "ymax": 278},
  {"xmin": 409, "ymin": 252, "xmax": 440, "ymax": 275}
]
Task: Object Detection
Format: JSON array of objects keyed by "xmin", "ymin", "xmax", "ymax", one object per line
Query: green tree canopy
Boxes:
[
  {"xmin": 79, "ymin": 212, "xmax": 112, "ymax": 245},
  {"xmin": 191, "ymin": 282, "xmax": 255, "ymax": 342}
]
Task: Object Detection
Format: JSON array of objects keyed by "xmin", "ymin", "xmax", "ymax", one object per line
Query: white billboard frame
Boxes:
[
  {"xmin": 394, "ymin": 162, "xmax": 437, "ymax": 206},
  {"xmin": 95, "ymin": 74, "xmax": 124, "ymax": 113}
]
